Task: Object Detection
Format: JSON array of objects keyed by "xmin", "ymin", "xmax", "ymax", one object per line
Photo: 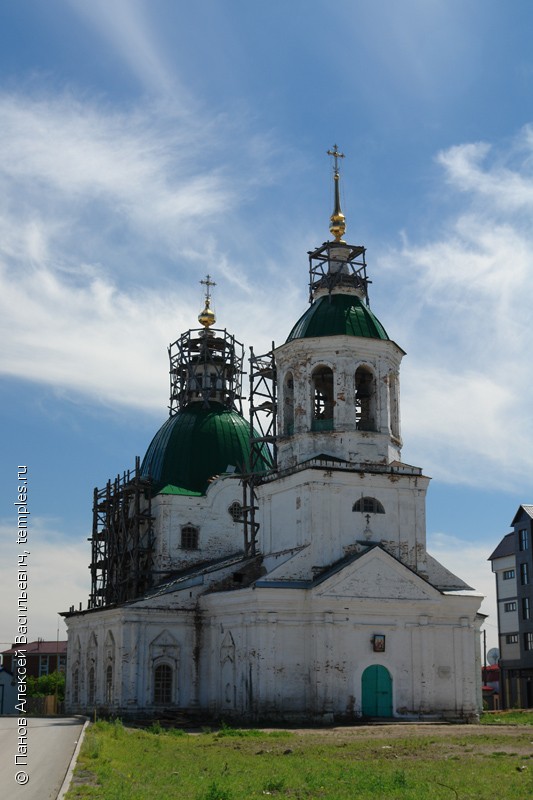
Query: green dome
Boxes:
[
  {"xmin": 141, "ymin": 402, "xmax": 271, "ymax": 495},
  {"xmin": 286, "ymin": 293, "xmax": 389, "ymax": 342}
]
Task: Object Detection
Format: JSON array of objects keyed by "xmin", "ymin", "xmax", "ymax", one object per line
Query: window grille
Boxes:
[
  {"xmin": 154, "ymin": 664, "xmax": 173, "ymax": 704},
  {"xmin": 228, "ymin": 502, "xmax": 243, "ymax": 522},
  {"xmin": 353, "ymin": 497, "xmax": 385, "ymax": 514},
  {"xmin": 181, "ymin": 525, "xmax": 199, "ymax": 550}
]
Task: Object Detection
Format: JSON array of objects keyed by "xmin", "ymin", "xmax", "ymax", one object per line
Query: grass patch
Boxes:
[
  {"xmin": 215, "ymin": 723, "xmax": 268, "ymax": 739},
  {"xmin": 480, "ymin": 710, "xmax": 533, "ymax": 726},
  {"xmin": 66, "ymin": 721, "xmax": 533, "ymax": 800}
]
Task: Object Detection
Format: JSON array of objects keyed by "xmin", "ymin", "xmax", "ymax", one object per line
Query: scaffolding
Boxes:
[
  {"xmin": 89, "ymin": 456, "xmax": 155, "ymax": 608},
  {"xmin": 308, "ymin": 241, "xmax": 370, "ymax": 303},
  {"xmin": 249, "ymin": 345, "xmax": 277, "ymax": 473},
  {"xmin": 238, "ymin": 345, "xmax": 278, "ymax": 556},
  {"xmin": 168, "ymin": 327, "xmax": 244, "ymax": 415}
]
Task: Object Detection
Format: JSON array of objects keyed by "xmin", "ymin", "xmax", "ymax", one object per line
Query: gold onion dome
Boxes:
[{"xmin": 198, "ymin": 297, "xmax": 216, "ymax": 328}]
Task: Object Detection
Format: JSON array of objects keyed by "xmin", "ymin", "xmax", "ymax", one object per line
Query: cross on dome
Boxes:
[
  {"xmin": 200, "ymin": 274, "xmax": 216, "ymax": 299},
  {"xmin": 198, "ymin": 274, "xmax": 217, "ymax": 328},
  {"xmin": 327, "ymin": 144, "xmax": 345, "ymax": 174}
]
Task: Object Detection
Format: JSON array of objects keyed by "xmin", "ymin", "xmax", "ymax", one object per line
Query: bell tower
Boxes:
[{"xmin": 275, "ymin": 147, "xmax": 404, "ymax": 471}]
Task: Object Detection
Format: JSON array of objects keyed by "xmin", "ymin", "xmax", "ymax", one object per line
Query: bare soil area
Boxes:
[
  {"xmin": 282, "ymin": 722, "xmax": 531, "ymax": 738},
  {"xmin": 252, "ymin": 722, "xmax": 533, "ymax": 756}
]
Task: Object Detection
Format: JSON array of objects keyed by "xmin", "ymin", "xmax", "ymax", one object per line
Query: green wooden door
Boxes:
[{"xmin": 362, "ymin": 665, "xmax": 392, "ymax": 717}]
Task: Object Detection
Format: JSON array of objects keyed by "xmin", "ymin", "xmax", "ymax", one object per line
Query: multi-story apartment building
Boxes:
[{"xmin": 489, "ymin": 505, "xmax": 533, "ymax": 708}]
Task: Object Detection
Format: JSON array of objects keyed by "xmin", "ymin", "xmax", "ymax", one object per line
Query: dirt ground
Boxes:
[
  {"xmin": 250, "ymin": 723, "xmax": 533, "ymax": 756},
  {"xmin": 279, "ymin": 722, "xmax": 532, "ymax": 739}
]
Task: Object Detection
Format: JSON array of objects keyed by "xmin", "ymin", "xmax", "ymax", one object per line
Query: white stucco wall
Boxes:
[
  {"xmin": 151, "ymin": 476, "xmax": 246, "ymax": 573},
  {"xmin": 257, "ymin": 467, "xmax": 430, "ymax": 573},
  {"xmin": 198, "ymin": 565, "xmax": 482, "ymax": 721}
]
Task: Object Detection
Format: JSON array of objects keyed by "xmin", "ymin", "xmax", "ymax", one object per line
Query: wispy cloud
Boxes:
[
  {"xmin": 0, "ymin": 91, "xmax": 218, "ymax": 408},
  {"xmin": 65, "ymin": 0, "xmax": 185, "ymax": 102},
  {"xmin": 438, "ymin": 137, "xmax": 533, "ymax": 210},
  {"xmin": 0, "ymin": 88, "xmax": 291, "ymax": 410},
  {"xmin": 0, "ymin": 260, "xmax": 170, "ymax": 410},
  {"xmin": 379, "ymin": 127, "xmax": 533, "ymax": 495},
  {"xmin": 0, "ymin": 91, "xmax": 237, "ymax": 266},
  {"xmin": 0, "ymin": 518, "xmax": 88, "ymax": 642}
]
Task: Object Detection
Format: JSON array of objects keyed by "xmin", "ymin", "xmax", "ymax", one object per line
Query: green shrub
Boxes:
[
  {"xmin": 147, "ymin": 721, "xmax": 164, "ymax": 735},
  {"xmin": 201, "ymin": 781, "xmax": 232, "ymax": 800},
  {"xmin": 27, "ymin": 670, "xmax": 65, "ymax": 700}
]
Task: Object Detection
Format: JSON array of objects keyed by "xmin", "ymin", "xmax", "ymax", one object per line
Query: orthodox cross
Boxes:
[
  {"xmin": 200, "ymin": 274, "xmax": 216, "ymax": 301},
  {"xmin": 327, "ymin": 144, "xmax": 345, "ymax": 174}
]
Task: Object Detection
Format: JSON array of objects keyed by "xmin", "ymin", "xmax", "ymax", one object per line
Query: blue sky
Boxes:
[{"xmin": 2, "ymin": 0, "xmax": 533, "ymax": 653}]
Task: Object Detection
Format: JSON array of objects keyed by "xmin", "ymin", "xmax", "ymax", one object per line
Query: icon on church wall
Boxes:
[{"xmin": 372, "ymin": 634, "xmax": 385, "ymax": 652}]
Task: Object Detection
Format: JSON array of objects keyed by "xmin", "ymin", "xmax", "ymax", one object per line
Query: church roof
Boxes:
[
  {"xmin": 286, "ymin": 293, "xmax": 389, "ymax": 342},
  {"xmin": 424, "ymin": 553, "xmax": 474, "ymax": 591},
  {"xmin": 255, "ymin": 542, "xmax": 447, "ymax": 595},
  {"xmin": 141, "ymin": 401, "xmax": 271, "ymax": 495}
]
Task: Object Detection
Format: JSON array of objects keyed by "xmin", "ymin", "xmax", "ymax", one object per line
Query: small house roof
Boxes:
[
  {"xmin": 511, "ymin": 504, "xmax": 533, "ymax": 525},
  {"xmin": 1, "ymin": 640, "xmax": 67, "ymax": 656},
  {"xmin": 488, "ymin": 532, "xmax": 515, "ymax": 561}
]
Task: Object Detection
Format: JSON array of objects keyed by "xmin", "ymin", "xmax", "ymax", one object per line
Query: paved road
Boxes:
[{"xmin": 0, "ymin": 717, "xmax": 86, "ymax": 799}]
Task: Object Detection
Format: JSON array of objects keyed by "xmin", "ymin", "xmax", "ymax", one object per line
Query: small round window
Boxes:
[{"xmin": 228, "ymin": 502, "xmax": 243, "ymax": 522}]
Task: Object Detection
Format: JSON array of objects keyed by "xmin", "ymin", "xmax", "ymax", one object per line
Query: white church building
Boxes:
[{"xmin": 63, "ymin": 151, "xmax": 483, "ymax": 722}]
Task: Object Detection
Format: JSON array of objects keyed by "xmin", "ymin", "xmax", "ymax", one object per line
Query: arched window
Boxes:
[
  {"xmin": 355, "ymin": 366, "xmax": 376, "ymax": 431},
  {"xmin": 283, "ymin": 371, "xmax": 295, "ymax": 435},
  {"xmin": 181, "ymin": 524, "xmax": 199, "ymax": 550},
  {"xmin": 228, "ymin": 501, "xmax": 243, "ymax": 522},
  {"xmin": 72, "ymin": 668, "xmax": 79, "ymax": 704},
  {"xmin": 312, "ymin": 366, "xmax": 334, "ymax": 431},
  {"xmin": 105, "ymin": 665, "xmax": 113, "ymax": 704},
  {"xmin": 154, "ymin": 664, "xmax": 173, "ymax": 705},
  {"xmin": 88, "ymin": 666, "xmax": 96, "ymax": 705},
  {"xmin": 353, "ymin": 497, "xmax": 385, "ymax": 514}
]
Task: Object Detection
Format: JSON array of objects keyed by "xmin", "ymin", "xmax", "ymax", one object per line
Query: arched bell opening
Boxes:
[
  {"xmin": 311, "ymin": 365, "xmax": 334, "ymax": 431},
  {"xmin": 389, "ymin": 370, "xmax": 400, "ymax": 440},
  {"xmin": 283, "ymin": 371, "xmax": 295, "ymax": 435},
  {"xmin": 355, "ymin": 366, "xmax": 376, "ymax": 432}
]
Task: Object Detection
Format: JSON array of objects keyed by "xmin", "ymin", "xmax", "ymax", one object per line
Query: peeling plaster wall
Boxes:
[
  {"xmin": 65, "ymin": 528, "xmax": 482, "ymax": 721},
  {"xmin": 151, "ymin": 476, "xmax": 245, "ymax": 573},
  {"xmin": 199, "ymin": 588, "xmax": 482, "ymax": 721},
  {"xmin": 65, "ymin": 607, "xmax": 198, "ymax": 713},
  {"xmin": 256, "ymin": 469, "xmax": 430, "ymax": 572}
]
